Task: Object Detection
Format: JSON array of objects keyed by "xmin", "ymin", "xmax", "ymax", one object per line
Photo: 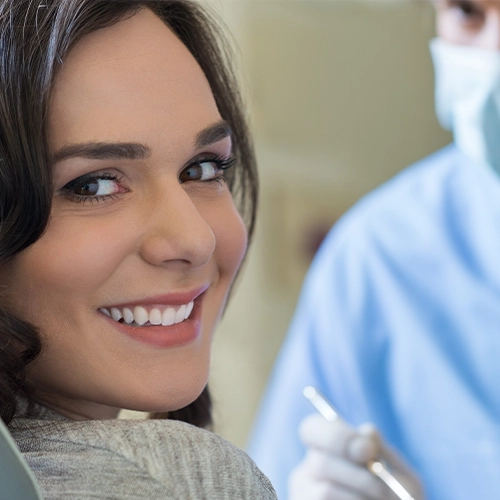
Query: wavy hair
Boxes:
[{"xmin": 0, "ymin": 0, "xmax": 257, "ymax": 427}]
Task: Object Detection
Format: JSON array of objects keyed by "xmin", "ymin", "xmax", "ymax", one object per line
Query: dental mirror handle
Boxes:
[{"xmin": 303, "ymin": 386, "xmax": 416, "ymax": 500}]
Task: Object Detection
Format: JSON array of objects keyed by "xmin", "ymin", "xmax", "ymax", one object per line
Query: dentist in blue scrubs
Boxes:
[{"xmin": 249, "ymin": 1, "xmax": 500, "ymax": 499}]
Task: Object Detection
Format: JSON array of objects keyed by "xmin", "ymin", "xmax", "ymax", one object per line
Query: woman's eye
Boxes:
[
  {"xmin": 61, "ymin": 174, "xmax": 124, "ymax": 202},
  {"xmin": 179, "ymin": 157, "xmax": 235, "ymax": 184},
  {"xmin": 181, "ymin": 162, "xmax": 219, "ymax": 182},
  {"xmin": 73, "ymin": 179, "xmax": 118, "ymax": 196}
]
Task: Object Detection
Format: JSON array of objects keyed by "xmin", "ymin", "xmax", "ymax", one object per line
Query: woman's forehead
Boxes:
[{"xmin": 48, "ymin": 8, "xmax": 220, "ymax": 157}]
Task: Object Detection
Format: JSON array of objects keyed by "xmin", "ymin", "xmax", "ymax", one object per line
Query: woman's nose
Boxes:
[{"xmin": 139, "ymin": 183, "xmax": 216, "ymax": 269}]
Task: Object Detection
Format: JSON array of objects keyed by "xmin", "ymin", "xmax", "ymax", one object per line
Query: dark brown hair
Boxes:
[{"xmin": 0, "ymin": 0, "xmax": 257, "ymax": 427}]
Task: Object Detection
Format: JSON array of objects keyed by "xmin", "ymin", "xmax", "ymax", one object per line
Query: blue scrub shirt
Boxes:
[{"xmin": 248, "ymin": 145, "xmax": 500, "ymax": 500}]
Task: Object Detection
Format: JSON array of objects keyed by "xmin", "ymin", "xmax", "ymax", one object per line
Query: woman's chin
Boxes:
[{"xmin": 122, "ymin": 380, "xmax": 208, "ymax": 415}]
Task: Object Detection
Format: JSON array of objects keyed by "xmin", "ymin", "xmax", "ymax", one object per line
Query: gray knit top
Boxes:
[{"xmin": 9, "ymin": 401, "xmax": 277, "ymax": 499}]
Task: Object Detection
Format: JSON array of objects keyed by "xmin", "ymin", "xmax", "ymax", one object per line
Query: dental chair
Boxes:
[{"xmin": 0, "ymin": 418, "xmax": 43, "ymax": 499}]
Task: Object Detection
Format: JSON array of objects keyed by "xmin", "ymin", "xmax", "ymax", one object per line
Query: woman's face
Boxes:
[
  {"xmin": 0, "ymin": 8, "xmax": 247, "ymax": 419},
  {"xmin": 436, "ymin": 0, "xmax": 500, "ymax": 50}
]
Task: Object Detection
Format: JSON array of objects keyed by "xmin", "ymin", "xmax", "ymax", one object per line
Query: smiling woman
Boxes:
[{"xmin": 0, "ymin": 0, "xmax": 274, "ymax": 498}]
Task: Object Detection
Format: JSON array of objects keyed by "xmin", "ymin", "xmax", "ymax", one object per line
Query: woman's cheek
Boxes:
[
  {"xmin": 212, "ymin": 201, "xmax": 248, "ymax": 283},
  {"xmin": 15, "ymin": 213, "xmax": 137, "ymax": 293}
]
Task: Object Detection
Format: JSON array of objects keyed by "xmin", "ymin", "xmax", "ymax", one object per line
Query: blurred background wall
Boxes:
[{"xmin": 204, "ymin": 0, "xmax": 452, "ymax": 449}]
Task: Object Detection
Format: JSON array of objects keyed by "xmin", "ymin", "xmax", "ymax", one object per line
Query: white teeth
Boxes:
[
  {"xmin": 111, "ymin": 307, "xmax": 123, "ymax": 322},
  {"xmin": 175, "ymin": 305, "xmax": 186, "ymax": 324},
  {"xmin": 123, "ymin": 307, "xmax": 134, "ymax": 324},
  {"xmin": 185, "ymin": 301, "xmax": 194, "ymax": 319},
  {"xmin": 133, "ymin": 306, "xmax": 149, "ymax": 326},
  {"xmin": 162, "ymin": 307, "xmax": 176, "ymax": 327},
  {"xmin": 103, "ymin": 300, "xmax": 196, "ymax": 327},
  {"xmin": 149, "ymin": 308, "xmax": 162, "ymax": 325}
]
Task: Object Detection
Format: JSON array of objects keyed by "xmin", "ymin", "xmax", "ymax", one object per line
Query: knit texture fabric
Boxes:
[{"xmin": 10, "ymin": 401, "xmax": 276, "ymax": 500}]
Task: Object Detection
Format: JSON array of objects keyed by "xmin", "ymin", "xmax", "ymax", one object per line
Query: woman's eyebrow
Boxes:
[
  {"xmin": 51, "ymin": 121, "xmax": 231, "ymax": 164},
  {"xmin": 195, "ymin": 120, "xmax": 232, "ymax": 148},
  {"xmin": 51, "ymin": 142, "xmax": 151, "ymax": 163}
]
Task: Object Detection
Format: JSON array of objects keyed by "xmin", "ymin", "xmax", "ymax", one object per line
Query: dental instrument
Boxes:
[{"xmin": 303, "ymin": 386, "xmax": 416, "ymax": 500}]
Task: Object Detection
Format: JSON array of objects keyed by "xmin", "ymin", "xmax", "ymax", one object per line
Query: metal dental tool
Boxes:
[{"xmin": 303, "ymin": 386, "xmax": 416, "ymax": 500}]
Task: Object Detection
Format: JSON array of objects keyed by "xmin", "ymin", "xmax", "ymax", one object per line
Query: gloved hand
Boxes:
[{"xmin": 288, "ymin": 413, "xmax": 424, "ymax": 500}]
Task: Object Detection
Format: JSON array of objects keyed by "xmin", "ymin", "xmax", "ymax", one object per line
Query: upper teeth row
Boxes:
[{"xmin": 100, "ymin": 301, "xmax": 194, "ymax": 326}]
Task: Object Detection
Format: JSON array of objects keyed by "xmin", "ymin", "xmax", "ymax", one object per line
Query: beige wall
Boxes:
[{"xmin": 205, "ymin": 0, "xmax": 452, "ymax": 449}]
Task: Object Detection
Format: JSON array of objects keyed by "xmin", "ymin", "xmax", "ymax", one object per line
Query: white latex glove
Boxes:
[{"xmin": 288, "ymin": 414, "xmax": 424, "ymax": 500}]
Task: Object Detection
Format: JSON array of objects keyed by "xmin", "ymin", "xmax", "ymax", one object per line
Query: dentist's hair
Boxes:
[{"xmin": 0, "ymin": 0, "xmax": 257, "ymax": 426}]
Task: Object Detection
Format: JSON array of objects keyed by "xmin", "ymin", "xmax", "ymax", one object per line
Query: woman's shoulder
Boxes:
[{"xmin": 11, "ymin": 416, "xmax": 276, "ymax": 499}]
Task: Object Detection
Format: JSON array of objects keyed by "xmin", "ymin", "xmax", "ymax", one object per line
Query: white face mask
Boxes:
[{"xmin": 430, "ymin": 38, "xmax": 500, "ymax": 176}]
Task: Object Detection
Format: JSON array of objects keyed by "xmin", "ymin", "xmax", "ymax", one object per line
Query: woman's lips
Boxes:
[{"xmin": 98, "ymin": 286, "xmax": 207, "ymax": 348}]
